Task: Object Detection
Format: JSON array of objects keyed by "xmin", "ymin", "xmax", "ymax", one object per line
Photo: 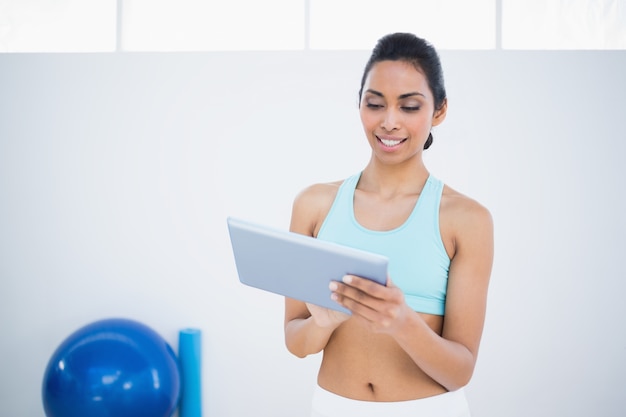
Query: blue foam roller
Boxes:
[{"xmin": 178, "ymin": 328, "xmax": 202, "ymax": 417}]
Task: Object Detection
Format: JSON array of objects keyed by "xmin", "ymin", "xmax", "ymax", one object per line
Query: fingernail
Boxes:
[
  {"xmin": 329, "ymin": 282, "xmax": 338, "ymax": 291},
  {"xmin": 342, "ymin": 275, "xmax": 352, "ymax": 284}
]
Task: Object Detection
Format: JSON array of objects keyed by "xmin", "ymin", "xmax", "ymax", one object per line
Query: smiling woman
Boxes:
[
  {"xmin": 359, "ymin": 60, "xmax": 446, "ymax": 159},
  {"xmin": 358, "ymin": 33, "xmax": 448, "ymax": 151},
  {"xmin": 284, "ymin": 32, "xmax": 494, "ymax": 417}
]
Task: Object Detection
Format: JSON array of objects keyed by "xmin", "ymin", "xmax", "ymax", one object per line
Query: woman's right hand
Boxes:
[{"xmin": 306, "ymin": 302, "xmax": 350, "ymax": 329}]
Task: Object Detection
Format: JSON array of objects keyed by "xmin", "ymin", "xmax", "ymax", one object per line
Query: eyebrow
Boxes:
[{"xmin": 365, "ymin": 89, "xmax": 425, "ymax": 99}]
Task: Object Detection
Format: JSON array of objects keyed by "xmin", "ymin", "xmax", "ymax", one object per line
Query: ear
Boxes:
[{"xmin": 431, "ymin": 98, "xmax": 448, "ymax": 127}]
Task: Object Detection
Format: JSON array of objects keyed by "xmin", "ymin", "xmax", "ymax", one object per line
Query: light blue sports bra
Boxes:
[{"xmin": 317, "ymin": 172, "xmax": 450, "ymax": 315}]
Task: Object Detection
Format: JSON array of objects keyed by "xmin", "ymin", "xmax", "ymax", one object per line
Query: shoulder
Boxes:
[
  {"xmin": 441, "ymin": 185, "xmax": 492, "ymax": 226},
  {"xmin": 294, "ymin": 181, "xmax": 342, "ymax": 205},
  {"xmin": 440, "ymin": 184, "xmax": 493, "ymax": 257},
  {"xmin": 290, "ymin": 180, "xmax": 344, "ymax": 237}
]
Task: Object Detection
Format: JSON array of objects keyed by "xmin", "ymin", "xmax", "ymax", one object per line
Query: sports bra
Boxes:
[{"xmin": 317, "ymin": 172, "xmax": 450, "ymax": 315}]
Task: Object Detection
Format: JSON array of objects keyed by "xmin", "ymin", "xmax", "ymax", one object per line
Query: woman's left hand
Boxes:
[{"xmin": 329, "ymin": 275, "xmax": 411, "ymax": 334}]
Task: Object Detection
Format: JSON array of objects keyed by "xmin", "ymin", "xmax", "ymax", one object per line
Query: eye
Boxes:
[
  {"xmin": 366, "ymin": 103, "xmax": 384, "ymax": 109},
  {"xmin": 401, "ymin": 106, "xmax": 420, "ymax": 112}
]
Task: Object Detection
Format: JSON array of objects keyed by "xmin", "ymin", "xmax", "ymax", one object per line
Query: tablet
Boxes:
[{"xmin": 226, "ymin": 216, "xmax": 389, "ymax": 314}]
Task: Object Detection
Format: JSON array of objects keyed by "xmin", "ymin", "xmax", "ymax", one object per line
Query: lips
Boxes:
[{"xmin": 377, "ymin": 135, "xmax": 406, "ymax": 148}]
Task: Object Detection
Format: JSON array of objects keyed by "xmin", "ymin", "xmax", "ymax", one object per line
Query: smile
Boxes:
[{"xmin": 377, "ymin": 136, "xmax": 407, "ymax": 147}]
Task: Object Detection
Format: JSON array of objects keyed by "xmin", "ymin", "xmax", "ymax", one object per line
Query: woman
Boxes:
[{"xmin": 284, "ymin": 33, "xmax": 493, "ymax": 417}]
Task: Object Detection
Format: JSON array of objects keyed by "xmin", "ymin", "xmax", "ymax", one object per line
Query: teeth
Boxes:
[{"xmin": 381, "ymin": 138, "xmax": 402, "ymax": 147}]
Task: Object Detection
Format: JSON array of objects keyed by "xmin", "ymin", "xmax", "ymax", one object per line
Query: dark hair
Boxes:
[{"xmin": 358, "ymin": 33, "xmax": 447, "ymax": 150}]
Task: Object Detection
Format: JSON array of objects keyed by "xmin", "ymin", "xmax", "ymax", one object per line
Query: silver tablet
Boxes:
[{"xmin": 227, "ymin": 217, "xmax": 389, "ymax": 314}]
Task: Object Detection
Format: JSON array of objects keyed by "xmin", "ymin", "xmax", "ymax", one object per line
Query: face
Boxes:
[{"xmin": 359, "ymin": 60, "xmax": 446, "ymax": 164}]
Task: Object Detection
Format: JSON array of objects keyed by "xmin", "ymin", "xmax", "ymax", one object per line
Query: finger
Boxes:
[
  {"xmin": 332, "ymin": 290, "xmax": 377, "ymax": 318},
  {"xmin": 385, "ymin": 275, "xmax": 395, "ymax": 288},
  {"xmin": 332, "ymin": 277, "xmax": 406, "ymax": 326},
  {"xmin": 331, "ymin": 281, "xmax": 387, "ymax": 318},
  {"xmin": 342, "ymin": 275, "xmax": 388, "ymax": 298},
  {"xmin": 332, "ymin": 278, "xmax": 381, "ymax": 306},
  {"xmin": 337, "ymin": 292, "xmax": 397, "ymax": 331}
]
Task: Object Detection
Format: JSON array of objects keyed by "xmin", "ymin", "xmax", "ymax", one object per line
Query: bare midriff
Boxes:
[{"xmin": 317, "ymin": 312, "xmax": 446, "ymax": 402}]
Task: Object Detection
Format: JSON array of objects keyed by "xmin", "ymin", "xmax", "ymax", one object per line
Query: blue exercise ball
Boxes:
[{"xmin": 42, "ymin": 318, "xmax": 180, "ymax": 417}]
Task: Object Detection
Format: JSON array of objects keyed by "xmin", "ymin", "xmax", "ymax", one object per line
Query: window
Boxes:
[
  {"xmin": 121, "ymin": 0, "xmax": 304, "ymax": 51},
  {"xmin": 503, "ymin": 0, "xmax": 626, "ymax": 49},
  {"xmin": 0, "ymin": 0, "xmax": 116, "ymax": 52},
  {"xmin": 309, "ymin": 0, "xmax": 496, "ymax": 50},
  {"xmin": 1, "ymin": 0, "xmax": 624, "ymax": 52}
]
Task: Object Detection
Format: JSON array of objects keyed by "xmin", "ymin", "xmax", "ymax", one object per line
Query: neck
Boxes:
[{"xmin": 360, "ymin": 157, "xmax": 429, "ymax": 196}]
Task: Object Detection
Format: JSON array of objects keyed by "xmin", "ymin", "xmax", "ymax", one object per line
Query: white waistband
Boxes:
[{"xmin": 311, "ymin": 385, "xmax": 471, "ymax": 417}]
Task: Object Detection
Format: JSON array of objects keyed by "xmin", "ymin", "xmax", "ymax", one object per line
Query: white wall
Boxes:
[{"xmin": 0, "ymin": 50, "xmax": 624, "ymax": 417}]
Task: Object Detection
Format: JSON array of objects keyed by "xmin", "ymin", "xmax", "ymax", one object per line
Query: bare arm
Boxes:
[
  {"xmin": 284, "ymin": 183, "xmax": 349, "ymax": 358},
  {"xmin": 331, "ymin": 197, "xmax": 494, "ymax": 391}
]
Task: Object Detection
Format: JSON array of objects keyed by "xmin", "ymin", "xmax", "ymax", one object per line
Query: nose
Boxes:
[{"xmin": 380, "ymin": 108, "xmax": 400, "ymax": 131}]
